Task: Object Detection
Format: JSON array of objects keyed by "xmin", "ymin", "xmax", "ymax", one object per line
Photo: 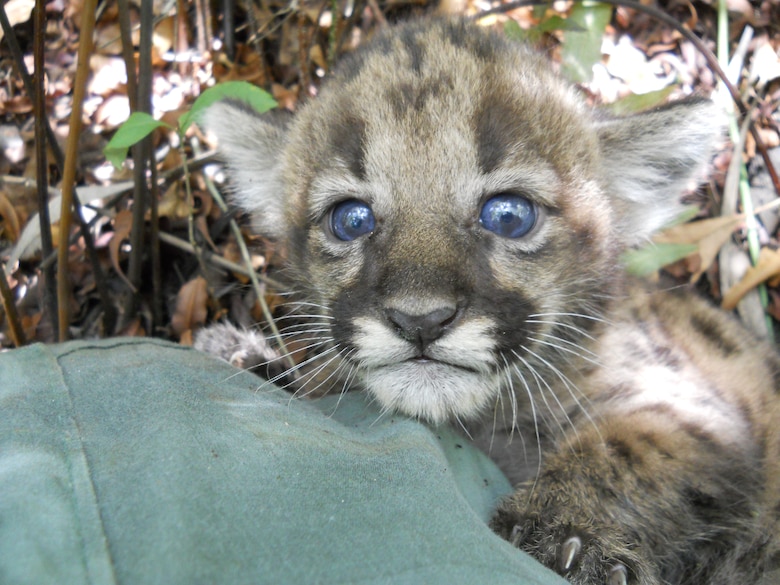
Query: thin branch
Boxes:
[
  {"xmin": 474, "ymin": 0, "xmax": 780, "ymax": 198},
  {"xmin": 205, "ymin": 176, "xmax": 296, "ymax": 372},
  {"xmin": 222, "ymin": 0, "xmax": 236, "ymax": 60},
  {"xmin": 33, "ymin": 0, "xmax": 57, "ymax": 334},
  {"xmin": 117, "ymin": 0, "xmax": 139, "ymax": 112},
  {"xmin": 56, "ymin": 0, "xmax": 98, "ymax": 341},
  {"xmin": 157, "ymin": 231, "xmax": 284, "ymax": 289},
  {"xmin": 0, "ymin": 263, "xmax": 26, "ymax": 347},
  {"xmin": 366, "ymin": 0, "xmax": 388, "ymax": 27},
  {"xmin": 122, "ymin": 0, "xmax": 155, "ymax": 328},
  {"xmin": 148, "ymin": 150, "xmax": 163, "ymax": 331}
]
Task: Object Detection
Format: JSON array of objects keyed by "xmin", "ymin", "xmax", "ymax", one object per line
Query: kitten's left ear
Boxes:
[{"xmin": 596, "ymin": 98, "xmax": 723, "ymax": 244}]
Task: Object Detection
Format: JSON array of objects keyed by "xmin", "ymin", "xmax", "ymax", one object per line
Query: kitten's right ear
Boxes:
[{"xmin": 203, "ymin": 100, "xmax": 291, "ymax": 240}]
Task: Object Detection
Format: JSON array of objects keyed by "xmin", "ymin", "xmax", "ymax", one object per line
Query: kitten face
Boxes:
[{"xmin": 205, "ymin": 20, "xmax": 719, "ymax": 424}]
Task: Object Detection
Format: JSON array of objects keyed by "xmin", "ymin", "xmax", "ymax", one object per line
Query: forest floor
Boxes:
[{"xmin": 0, "ymin": 0, "xmax": 779, "ymax": 349}]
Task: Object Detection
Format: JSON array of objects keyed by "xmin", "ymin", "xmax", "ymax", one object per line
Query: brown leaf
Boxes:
[
  {"xmin": 195, "ymin": 215, "xmax": 217, "ymax": 250},
  {"xmin": 722, "ymin": 248, "xmax": 780, "ymax": 310},
  {"xmin": 153, "ymin": 16, "xmax": 175, "ymax": 55},
  {"xmin": 179, "ymin": 329, "xmax": 194, "ymax": 346},
  {"xmin": 109, "ymin": 210, "xmax": 136, "ymax": 292},
  {"xmin": 117, "ymin": 318, "xmax": 146, "ymax": 338},
  {"xmin": 0, "ymin": 191, "xmax": 20, "ymax": 242},
  {"xmin": 654, "ymin": 214, "xmax": 744, "ymax": 282},
  {"xmin": 171, "ymin": 276, "xmax": 209, "ymax": 337},
  {"xmin": 21, "ymin": 312, "xmax": 42, "ymax": 341},
  {"xmin": 158, "ymin": 184, "xmax": 190, "ymax": 219}
]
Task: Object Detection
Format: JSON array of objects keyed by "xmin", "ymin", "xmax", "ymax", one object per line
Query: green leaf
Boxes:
[
  {"xmin": 666, "ymin": 205, "xmax": 702, "ymax": 228},
  {"xmin": 531, "ymin": 4, "xmax": 548, "ymax": 20},
  {"xmin": 503, "ymin": 19, "xmax": 528, "ymax": 42},
  {"xmin": 560, "ymin": 2, "xmax": 612, "ymax": 84},
  {"xmin": 538, "ymin": 15, "xmax": 585, "ymax": 34},
  {"xmin": 608, "ymin": 86, "xmax": 676, "ymax": 116},
  {"xmin": 505, "ymin": 15, "xmax": 585, "ymax": 45},
  {"xmin": 179, "ymin": 81, "xmax": 278, "ymax": 134},
  {"xmin": 622, "ymin": 242, "xmax": 698, "ymax": 276},
  {"xmin": 103, "ymin": 112, "xmax": 171, "ymax": 169}
]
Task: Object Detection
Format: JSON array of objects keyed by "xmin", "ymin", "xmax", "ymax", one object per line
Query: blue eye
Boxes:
[
  {"xmin": 330, "ymin": 199, "xmax": 376, "ymax": 241},
  {"xmin": 479, "ymin": 194, "xmax": 537, "ymax": 238}
]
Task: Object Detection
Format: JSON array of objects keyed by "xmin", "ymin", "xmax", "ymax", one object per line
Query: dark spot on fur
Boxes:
[
  {"xmin": 287, "ymin": 224, "xmax": 310, "ymax": 268},
  {"xmin": 334, "ymin": 34, "xmax": 394, "ymax": 83},
  {"xmin": 441, "ymin": 19, "xmax": 500, "ymax": 61},
  {"xmin": 607, "ymin": 438, "xmax": 643, "ymax": 465},
  {"xmin": 636, "ymin": 432, "xmax": 674, "ymax": 459},
  {"xmin": 690, "ymin": 314, "xmax": 739, "ymax": 356},
  {"xmin": 386, "ymin": 84, "xmax": 413, "ymax": 119},
  {"xmin": 682, "ymin": 487, "xmax": 725, "ymax": 524},
  {"xmin": 399, "ymin": 25, "xmax": 426, "ymax": 73},
  {"xmin": 651, "ymin": 344, "xmax": 681, "ymax": 369},
  {"xmin": 473, "ymin": 93, "xmax": 517, "ymax": 173},
  {"xmin": 678, "ymin": 419, "xmax": 723, "ymax": 452},
  {"xmin": 327, "ymin": 111, "xmax": 367, "ymax": 180},
  {"xmin": 385, "ymin": 74, "xmax": 455, "ymax": 120}
]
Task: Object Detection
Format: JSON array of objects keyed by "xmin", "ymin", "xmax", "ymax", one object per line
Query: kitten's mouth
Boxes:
[{"xmin": 404, "ymin": 356, "xmax": 478, "ymax": 373}]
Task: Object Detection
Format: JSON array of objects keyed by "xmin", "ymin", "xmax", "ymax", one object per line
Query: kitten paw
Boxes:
[
  {"xmin": 493, "ymin": 504, "xmax": 652, "ymax": 585},
  {"xmin": 194, "ymin": 322, "xmax": 283, "ymax": 376},
  {"xmin": 557, "ymin": 535, "xmax": 627, "ymax": 585}
]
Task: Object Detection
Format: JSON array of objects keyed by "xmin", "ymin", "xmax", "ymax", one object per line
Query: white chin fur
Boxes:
[{"xmin": 363, "ymin": 361, "xmax": 499, "ymax": 425}]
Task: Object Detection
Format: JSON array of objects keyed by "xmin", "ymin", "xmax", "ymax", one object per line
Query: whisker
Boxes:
[
  {"xmin": 276, "ymin": 330, "xmax": 332, "ymax": 340},
  {"xmin": 519, "ymin": 346, "xmax": 602, "ymax": 446},
  {"xmin": 325, "ymin": 351, "xmax": 361, "ymax": 415},
  {"xmin": 265, "ymin": 345, "xmax": 341, "ymax": 390},
  {"xmin": 293, "ymin": 347, "xmax": 352, "ymax": 400},
  {"xmin": 274, "ymin": 313, "xmax": 336, "ymax": 322},
  {"xmin": 527, "ymin": 311, "xmax": 610, "ymax": 325},
  {"xmin": 491, "ymin": 355, "xmax": 521, "ymax": 456},
  {"xmin": 525, "ymin": 319, "xmax": 599, "ymax": 342},
  {"xmin": 527, "ymin": 336, "xmax": 601, "ymax": 367},
  {"xmin": 515, "ymin": 352, "xmax": 572, "ymax": 441},
  {"xmin": 509, "ymin": 361, "xmax": 543, "ymax": 498}
]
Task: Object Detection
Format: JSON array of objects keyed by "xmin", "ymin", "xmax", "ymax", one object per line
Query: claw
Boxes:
[
  {"xmin": 509, "ymin": 524, "xmax": 524, "ymax": 545},
  {"xmin": 559, "ymin": 536, "xmax": 582, "ymax": 572},
  {"xmin": 607, "ymin": 564, "xmax": 628, "ymax": 585}
]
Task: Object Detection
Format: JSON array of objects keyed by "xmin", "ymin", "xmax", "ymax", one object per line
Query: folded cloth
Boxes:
[{"xmin": 0, "ymin": 338, "xmax": 565, "ymax": 585}]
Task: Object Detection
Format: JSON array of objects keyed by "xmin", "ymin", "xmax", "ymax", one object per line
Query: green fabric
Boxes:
[{"xmin": 0, "ymin": 338, "xmax": 565, "ymax": 585}]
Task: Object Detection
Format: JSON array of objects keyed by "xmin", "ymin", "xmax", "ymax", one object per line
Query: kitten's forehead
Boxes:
[{"xmin": 292, "ymin": 21, "xmax": 599, "ymax": 200}]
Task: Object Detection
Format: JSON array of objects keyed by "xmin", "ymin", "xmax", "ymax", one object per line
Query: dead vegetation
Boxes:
[{"xmin": 0, "ymin": 0, "xmax": 779, "ymax": 349}]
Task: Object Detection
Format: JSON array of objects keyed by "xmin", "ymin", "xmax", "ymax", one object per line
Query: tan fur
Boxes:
[{"xmin": 195, "ymin": 20, "xmax": 780, "ymax": 584}]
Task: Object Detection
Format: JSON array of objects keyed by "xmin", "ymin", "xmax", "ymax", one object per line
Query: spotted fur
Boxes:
[{"xmin": 195, "ymin": 20, "xmax": 780, "ymax": 584}]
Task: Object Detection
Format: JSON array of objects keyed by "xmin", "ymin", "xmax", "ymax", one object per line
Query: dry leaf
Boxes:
[
  {"xmin": 195, "ymin": 215, "xmax": 217, "ymax": 250},
  {"xmin": 21, "ymin": 311, "xmax": 41, "ymax": 341},
  {"xmin": 109, "ymin": 209, "xmax": 136, "ymax": 292},
  {"xmin": 171, "ymin": 276, "xmax": 209, "ymax": 337},
  {"xmin": 94, "ymin": 94, "xmax": 131, "ymax": 130},
  {"xmin": 117, "ymin": 318, "xmax": 146, "ymax": 338},
  {"xmin": 158, "ymin": 184, "xmax": 190, "ymax": 218},
  {"xmin": 88, "ymin": 55, "xmax": 127, "ymax": 96},
  {"xmin": 654, "ymin": 214, "xmax": 743, "ymax": 282},
  {"xmin": 153, "ymin": 16, "xmax": 175, "ymax": 55},
  {"xmin": 0, "ymin": 191, "xmax": 20, "ymax": 242},
  {"xmin": 722, "ymin": 248, "xmax": 780, "ymax": 310}
]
